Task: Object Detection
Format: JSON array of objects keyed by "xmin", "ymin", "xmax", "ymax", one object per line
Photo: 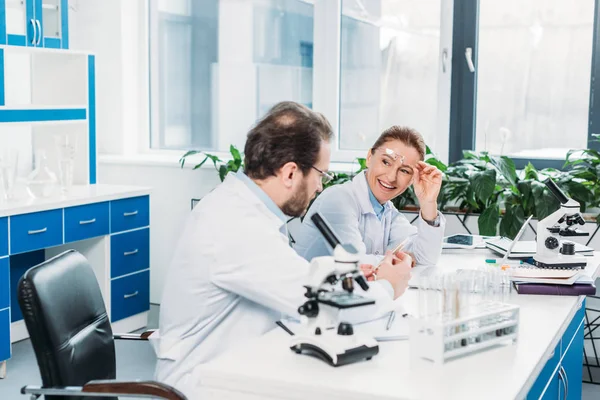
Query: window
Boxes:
[
  {"xmin": 149, "ymin": 0, "xmax": 314, "ymax": 151},
  {"xmin": 475, "ymin": 0, "xmax": 595, "ymax": 160},
  {"xmin": 338, "ymin": 0, "xmax": 443, "ymax": 151}
]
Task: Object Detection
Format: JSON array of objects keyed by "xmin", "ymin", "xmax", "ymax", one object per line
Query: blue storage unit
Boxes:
[
  {"xmin": 110, "ymin": 228, "xmax": 150, "ymax": 278},
  {"xmin": 0, "ymin": 0, "xmax": 69, "ymax": 49},
  {"xmin": 10, "ymin": 209, "xmax": 63, "ymax": 254},
  {"xmin": 111, "ymin": 270, "xmax": 150, "ymax": 323},
  {"xmin": 0, "ymin": 218, "xmax": 7, "ymax": 257},
  {"xmin": 0, "ymin": 0, "xmax": 150, "ymax": 377},
  {"xmin": 110, "ymin": 196, "xmax": 150, "ymax": 233},
  {"xmin": 0, "ymin": 257, "xmax": 8, "ymax": 310},
  {"xmin": 64, "ymin": 202, "xmax": 109, "ymax": 242},
  {"xmin": 0, "ymin": 309, "xmax": 10, "ymax": 361},
  {"xmin": 527, "ymin": 299, "xmax": 586, "ymax": 399}
]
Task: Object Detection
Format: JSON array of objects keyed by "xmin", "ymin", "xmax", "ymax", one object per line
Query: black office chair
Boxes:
[{"xmin": 17, "ymin": 249, "xmax": 186, "ymax": 400}]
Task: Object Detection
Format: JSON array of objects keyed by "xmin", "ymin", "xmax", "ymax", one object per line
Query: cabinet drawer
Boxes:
[
  {"xmin": 0, "ymin": 218, "xmax": 7, "ymax": 257},
  {"xmin": 527, "ymin": 342, "xmax": 560, "ymax": 399},
  {"xmin": 111, "ymin": 196, "xmax": 149, "ymax": 233},
  {"xmin": 0, "ymin": 257, "xmax": 8, "ymax": 310},
  {"xmin": 0, "ymin": 309, "xmax": 9, "ymax": 361},
  {"xmin": 111, "ymin": 270, "xmax": 150, "ymax": 323},
  {"xmin": 64, "ymin": 202, "xmax": 109, "ymax": 243},
  {"xmin": 111, "ymin": 228, "xmax": 150, "ymax": 278},
  {"xmin": 10, "ymin": 210, "xmax": 63, "ymax": 254},
  {"xmin": 562, "ymin": 298, "xmax": 586, "ymax": 357}
]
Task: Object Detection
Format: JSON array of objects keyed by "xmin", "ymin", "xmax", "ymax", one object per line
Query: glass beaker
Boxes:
[
  {"xmin": 27, "ymin": 150, "xmax": 58, "ymax": 198},
  {"xmin": 0, "ymin": 149, "xmax": 19, "ymax": 202},
  {"xmin": 54, "ymin": 134, "xmax": 77, "ymax": 195}
]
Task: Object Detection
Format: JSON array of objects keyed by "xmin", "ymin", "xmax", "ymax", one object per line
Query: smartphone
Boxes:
[{"xmin": 444, "ymin": 234, "xmax": 474, "ymax": 246}]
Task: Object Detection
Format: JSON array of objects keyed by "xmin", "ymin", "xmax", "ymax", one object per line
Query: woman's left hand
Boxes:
[{"xmin": 413, "ymin": 161, "xmax": 443, "ymax": 205}]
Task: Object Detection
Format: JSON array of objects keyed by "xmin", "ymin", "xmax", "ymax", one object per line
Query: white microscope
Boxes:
[
  {"xmin": 534, "ymin": 178, "xmax": 589, "ymax": 269},
  {"xmin": 289, "ymin": 213, "xmax": 379, "ymax": 366}
]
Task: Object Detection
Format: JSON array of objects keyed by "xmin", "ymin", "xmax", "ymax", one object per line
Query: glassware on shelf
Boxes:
[
  {"xmin": 27, "ymin": 150, "xmax": 58, "ymax": 198},
  {"xmin": 0, "ymin": 149, "xmax": 19, "ymax": 202},
  {"xmin": 54, "ymin": 134, "xmax": 77, "ymax": 195}
]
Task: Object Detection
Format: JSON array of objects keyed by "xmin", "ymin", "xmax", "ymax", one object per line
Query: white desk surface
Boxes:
[
  {"xmin": 197, "ymin": 250, "xmax": 599, "ymax": 400},
  {"xmin": 0, "ymin": 184, "xmax": 151, "ymax": 217}
]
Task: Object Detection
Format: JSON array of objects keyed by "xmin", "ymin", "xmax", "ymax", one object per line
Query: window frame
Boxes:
[
  {"xmin": 143, "ymin": 0, "xmax": 455, "ymax": 165},
  {"xmin": 449, "ymin": 0, "xmax": 600, "ymax": 168}
]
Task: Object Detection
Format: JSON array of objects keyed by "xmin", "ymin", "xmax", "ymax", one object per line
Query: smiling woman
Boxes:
[{"xmin": 293, "ymin": 125, "xmax": 446, "ymax": 267}]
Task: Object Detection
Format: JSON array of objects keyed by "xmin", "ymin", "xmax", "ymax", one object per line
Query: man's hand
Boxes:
[
  {"xmin": 360, "ymin": 251, "xmax": 412, "ymax": 299},
  {"xmin": 395, "ymin": 250, "xmax": 416, "ymax": 268}
]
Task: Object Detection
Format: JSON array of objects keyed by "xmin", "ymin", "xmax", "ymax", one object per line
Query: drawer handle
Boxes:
[
  {"xmin": 28, "ymin": 228, "xmax": 47, "ymax": 235},
  {"xmin": 79, "ymin": 218, "xmax": 97, "ymax": 225},
  {"xmin": 124, "ymin": 249, "xmax": 139, "ymax": 256},
  {"xmin": 123, "ymin": 211, "xmax": 139, "ymax": 217},
  {"xmin": 123, "ymin": 291, "xmax": 139, "ymax": 299}
]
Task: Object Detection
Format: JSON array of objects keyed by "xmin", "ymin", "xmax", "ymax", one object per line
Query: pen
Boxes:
[
  {"xmin": 386, "ymin": 311, "xmax": 396, "ymax": 330},
  {"xmin": 376, "ymin": 237, "xmax": 410, "ymax": 271},
  {"xmin": 275, "ymin": 321, "xmax": 295, "ymax": 336}
]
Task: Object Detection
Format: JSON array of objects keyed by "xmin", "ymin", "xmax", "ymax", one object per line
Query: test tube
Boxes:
[{"xmin": 419, "ymin": 275, "xmax": 429, "ymax": 319}]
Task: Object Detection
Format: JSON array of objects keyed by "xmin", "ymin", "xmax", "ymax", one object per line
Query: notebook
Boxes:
[
  {"xmin": 513, "ymin": 282, "xmax": 596, "ymax": 296},
  {"xmin": 486, "ymin": 237, "xmax": 593, "ymax": 259}
]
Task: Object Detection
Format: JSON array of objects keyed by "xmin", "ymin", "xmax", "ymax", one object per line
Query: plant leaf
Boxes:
[
  {"xmin": 230, "ymin": 145, "xmax": 242, "ymax": 162},
  {"xmin": 470, "ymin": 169, "xmax": 496, "ymax": 204},
  {"xmin": 356, "ymin": 158, "xmax": 367, "ymax": 172},
  {"xmin": 490, "ymin": 156, "xmax": 518, "ymax": 187},
  {"xmin": 179, "ymin": 150, "xmax": 202, "ymax": 168},
  {"xmin": 192, "ymin": 156, "xmax": 210, "ymax": 170},
  {"xmin": 426, "ymin": 157, "xmax": 447, "ymax": 172},
  {"xmin": 499, "ymin": 204, "xmax": 525, "ymax": 239},
  {"xmin": 218, "ymin": 165, "xmax": 228, "ymax": 182},
  {"xmin": 478, "ymin": 206, "xmax": 500, "ymax": 236}
]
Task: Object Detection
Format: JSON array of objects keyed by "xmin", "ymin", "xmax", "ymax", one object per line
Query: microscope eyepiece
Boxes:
[
  {"xmin": 543, "ymin": 178, "xmax": 569, "ymax": 205},
  {"xmin": 354, "ymin": 274, "xmax": 370, "ymax": 291},
  {"xmin": 311, "ymin": 213, "xmax": 341, "ymax": 249}
]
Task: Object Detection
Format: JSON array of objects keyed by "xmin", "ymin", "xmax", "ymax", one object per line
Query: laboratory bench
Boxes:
[
  {"xmin": 196, "ymin": 250, "xmax": 596, "ymax": 400},
  {"xmin": 0, "ymin": 184, "xmax": 151, "ymax": 377}
]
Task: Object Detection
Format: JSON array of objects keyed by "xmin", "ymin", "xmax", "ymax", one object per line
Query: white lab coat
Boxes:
[
  {"xmin": 154, "ymin": 173, "xmax": 396, "ymax": 399},
  {"xmin": 293, "ymin": 171, "xmax": 446, "ymax": 266}
]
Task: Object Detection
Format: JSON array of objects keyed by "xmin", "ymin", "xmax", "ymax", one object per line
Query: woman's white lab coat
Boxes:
[
  {"xmin": 293, "ymin": 171, "xmax": 446, "ymax": 266},
  {"xmin": 153, "ymin": 173, "xmax": 396, "ymax": 399}
]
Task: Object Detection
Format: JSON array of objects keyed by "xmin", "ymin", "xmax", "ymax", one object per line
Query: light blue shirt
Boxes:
[
  {"xmin": 367, "ymin": 178, "xmax": 385, "ymax": 220},
  {"xmin": 292, "ymin": 171, "xmax": 446, "ymax": 266}
]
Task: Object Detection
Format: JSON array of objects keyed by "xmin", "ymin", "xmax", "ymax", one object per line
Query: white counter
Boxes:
[
  {"xmin": 0, "ymin": 184, "xmax": 151, "ymax": 217},
  {"xmin": 197, "ymin": 250, "xmax": 599, "ymax": 400}
]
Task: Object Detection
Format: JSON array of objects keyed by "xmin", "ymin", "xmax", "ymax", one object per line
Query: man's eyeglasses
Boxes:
[{"xmin": 312, "ymin": 166, "xmax": 334, "ymax": 185}]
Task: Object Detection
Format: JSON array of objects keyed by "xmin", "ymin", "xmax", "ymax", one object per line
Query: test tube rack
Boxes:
[{"xmin": 410, "ymin": 302, "xmax": 520, "ymax": 363}]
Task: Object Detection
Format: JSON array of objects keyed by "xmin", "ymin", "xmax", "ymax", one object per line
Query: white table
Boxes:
[{"xmin": 196, "ymin": 250, "xmax": 599, "ymax": 400}]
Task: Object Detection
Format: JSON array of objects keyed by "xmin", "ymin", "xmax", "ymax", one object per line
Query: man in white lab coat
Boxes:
[{"xmin": 155, "ymin": 102, "xmax": 412, "ymax": 398}]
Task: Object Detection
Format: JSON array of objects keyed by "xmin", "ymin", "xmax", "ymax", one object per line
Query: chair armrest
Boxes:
[
  {"xmin": 113, "ymin": 329, "xmax": 157, "ymax": 341},
  {"xmin": 22, "ymin": 380, "xmax": 186, "ymax": 399}
]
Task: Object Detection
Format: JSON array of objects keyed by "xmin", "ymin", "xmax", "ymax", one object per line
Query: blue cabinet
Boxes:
[
  {"xmin": 111, "ymin": 196, "xmax": 150, "ymax": 233},
  {"xmin": 0, "ymin": 218, "xmax": 7, "ymax": 257},
  {"xmin": 64, "ymin": 202, "xmax": 109, "ymax": 242},
  {"xmin": 111, "ymin": 270, "xmax": 150, "ymax": 323},
  {"xmin": 561, "ymin": 317, "xmax": 584, "ymax": 400},
  {"xmin": 0, "ymin": 257, "xmax": 8, "ymax": 310},
  {"xmin": 110, "ymin": 228, "xmax": 150, "ymax": 278},
  {"xmin": 0, "ymin": 309, "xmax": 10, "ymax": 361},
  {"xmin": 0, "ymin": 0, "xmax": 68, "ymax": 48},
  {"xmin": 10, "ymin": 209, "xmax": 63, "ymax": 254},
  {"xmin": 528, "ymin": 299, "xmax": 585, "ymax": 399}
]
